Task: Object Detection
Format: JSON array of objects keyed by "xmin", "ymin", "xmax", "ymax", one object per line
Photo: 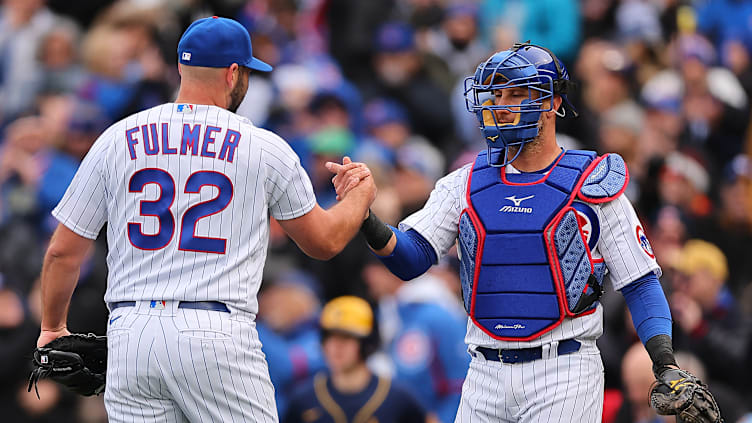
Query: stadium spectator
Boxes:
[
  {"xmin": 669, "ymin": 239, "xmax": 752, "ymax": 394},
  {"xmin": 283, "ymin": 296, "xmax": 427, "ymax": 423},
  {"xmin": 674, "ymin": 33, "xmax": 749, "ymax": 170},
  {"xmin": 37, "ymin": 19, "xmax": 84, "ymax": 96},
  {"xmin": 657, "ymin": 151, "xmax": 712, "ymax": 221},
  {"xmin": 257, "ymin": 270, "xmax": 327, "ymax": 415},
  {"xmin": 0, "ymin": 0, "xmax": 56, "ymax": 124},
  {"xmin": 422, "ymin": 3, "xmax": 488, "ymax": 83},
  {"xmin": 362, "ymin": 258, "xmax": 468, "ymax": 423},
  {"xmin": 693, "ymin": 155, "xmax": 752, "ymax": 297},
  {"xmin": 613, "ymin": 342, "xmax": 670, "ymax": 423},
  {"xmin": 366, "ymin": 21, "xmax": 454, "ymax": 152},
  {"xmin": 357, "ymin": 98, "xmax": 444, "ymax": 215}
]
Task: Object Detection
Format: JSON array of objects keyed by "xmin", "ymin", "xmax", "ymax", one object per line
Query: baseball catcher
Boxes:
[
  {"xmin": 28, "ymin": 333, "xmax": 107, "ymax": 397},
  {"xmin": 647, "ymin": 335, "xmax": 723, "ymax": 423},
  {"xmin": 342, "ymin": 41, "xmax": 726, "ymax": 423}
]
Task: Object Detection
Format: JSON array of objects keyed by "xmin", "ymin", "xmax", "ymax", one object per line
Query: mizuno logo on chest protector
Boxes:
[
  {"xmin": 500, "ymin": 195, "xmax": 534, "ymax": 213},
  {"xmin": 505, "ymin": 195, "xmax": 534, "ymax": 206}
]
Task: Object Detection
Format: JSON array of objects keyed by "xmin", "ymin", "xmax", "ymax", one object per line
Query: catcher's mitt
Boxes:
[
  {"xmin": 28, "ymin": 333, "xmax": 107, "ymax": 397},
  {"xmin": 649, "ymin": 368, "xmax": 723, "ymax": 423}
]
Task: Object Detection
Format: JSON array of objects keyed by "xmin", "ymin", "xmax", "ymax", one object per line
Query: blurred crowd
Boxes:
[{"xmin": 0, "ymin": 0, "xmax": 751, "ymax": 422}]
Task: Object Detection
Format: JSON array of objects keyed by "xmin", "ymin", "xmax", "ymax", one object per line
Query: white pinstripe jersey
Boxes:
[
  {"xmin": 400, "ymin": 153, "xmax": 661, "ymax": 349},
  {"xmin": 53, "ymin": 103, "xmax": 316, "ymax": 314}
]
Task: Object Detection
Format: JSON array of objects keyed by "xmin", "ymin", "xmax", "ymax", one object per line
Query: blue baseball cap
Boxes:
[
  {"xmin": 364, "ymin": 98, "xmax": 408, "ymax": 130},
  {"xmin": 375, "ymin": 22, "xmax": 415, "ymax": 52},
  {"xmin": 178, "ymin": 16, "xmax": 272, "ymax": 72}
]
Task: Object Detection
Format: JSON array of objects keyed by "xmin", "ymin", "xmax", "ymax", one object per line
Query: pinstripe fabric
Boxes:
[
  {"xmin": 52, "ymin": 103, "xmax": 315, "ymax": 422},
  {"xmin": 455, "ymin": 342, "xmax": 604, "ymax": 423},
  {"xmin": 106, "ymin": 302, "xmax": 277, "ymax": 423},
  {"xmin": 52, "ymin": 103, "xmax": 315, "ymax": 314},
  {"xmin": 400, "ymin": 153, "xmax": 658, "ymax": 421}
]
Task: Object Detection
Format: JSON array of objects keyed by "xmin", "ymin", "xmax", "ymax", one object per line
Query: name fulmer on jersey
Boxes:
[{"xmin": 125, "ymin": 123, "xmax": 241, "ymax": 163}]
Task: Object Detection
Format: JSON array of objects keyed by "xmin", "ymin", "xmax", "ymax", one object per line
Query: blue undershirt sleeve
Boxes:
[
  {"xmin": 375, "ymin": 227, "xmax": 438, "ymax": 281},
  {"xmin": 619, "ymin": 272, "xmax": 673, "ymax": 344}
]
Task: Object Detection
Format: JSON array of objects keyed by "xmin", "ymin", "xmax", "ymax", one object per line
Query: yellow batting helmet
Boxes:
[{"xmin": 320, "ymin": 296, "xmax": 373, "ymax": 338}]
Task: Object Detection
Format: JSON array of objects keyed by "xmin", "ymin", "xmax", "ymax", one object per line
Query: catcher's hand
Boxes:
[
  {"xmin": 28, "ymin": 333, "xmax": 107, "ymax": 397},
  {"xmin": 649, "ymin": 368, "xmax": 723, "ymax": 423}
]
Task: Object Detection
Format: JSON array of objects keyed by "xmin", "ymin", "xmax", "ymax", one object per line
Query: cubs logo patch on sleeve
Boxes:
[{"xmin": 636, "ymin": 225, "xmax": 655, "ymax": 258}]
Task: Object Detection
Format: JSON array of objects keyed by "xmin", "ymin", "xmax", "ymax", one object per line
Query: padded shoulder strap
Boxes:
[{"xmin": 577, "ymin": 153, "xmax": 629, "ymax": 203}]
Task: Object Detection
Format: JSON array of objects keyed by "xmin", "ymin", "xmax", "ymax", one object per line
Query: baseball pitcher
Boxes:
[{"xmin": 32, "ymin": 16, "xmax": 375, "ymax": 423}]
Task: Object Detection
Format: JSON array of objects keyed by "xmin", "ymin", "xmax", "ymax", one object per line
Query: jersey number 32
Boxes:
[{"xmin": 128, "ymin": 169, "xmax": 233, "ymax": 254}]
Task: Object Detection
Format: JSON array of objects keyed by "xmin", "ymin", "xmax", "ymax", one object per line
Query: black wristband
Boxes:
[
  {"xmin": 645, "ymin": 334, "xmax": 678, "ymax": 378},
  {"xmin": 360, "ymin": 209, "xmax": 393, "ymax": 250}
]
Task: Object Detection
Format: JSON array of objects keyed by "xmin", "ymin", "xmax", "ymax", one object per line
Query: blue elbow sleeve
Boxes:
[
  {"xmin": 620, "ymin": 272, "xmax": 672, "ymax": 344},
  {"xmin": 375, "ymin": 228, "xmax": 437, "ymax": 281}
]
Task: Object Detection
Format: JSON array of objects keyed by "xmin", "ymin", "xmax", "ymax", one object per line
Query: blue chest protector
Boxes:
[{"xmin": 458, "ymin": 149, "xmax": 628, "ymax": 340}]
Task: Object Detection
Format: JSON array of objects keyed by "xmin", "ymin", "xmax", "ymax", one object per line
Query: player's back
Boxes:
[{"xmin": 54, "ymin": 103, "xmax": 315, "ymax": 313}]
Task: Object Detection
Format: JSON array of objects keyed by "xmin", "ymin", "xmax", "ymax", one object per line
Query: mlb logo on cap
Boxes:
[{"xmin": 182, "ymin": 52, "xmax": 191, "ymax": 61}]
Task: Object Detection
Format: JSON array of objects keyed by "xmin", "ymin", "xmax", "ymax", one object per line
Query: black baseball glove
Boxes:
[
  {"xmin": 28, "ymin": 333, "xmax": 107, "ymax": 397},
  {"xmin": 649, "ymin": 368, "xmax": 723, "ymax": 423}
]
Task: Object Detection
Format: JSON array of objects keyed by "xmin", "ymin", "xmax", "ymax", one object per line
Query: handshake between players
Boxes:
[{"xmin": 327, "ymin": 154, "xmax": 723, "ymax": 423}]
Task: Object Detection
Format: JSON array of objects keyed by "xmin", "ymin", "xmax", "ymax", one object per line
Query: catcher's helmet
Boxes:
[
  {"xmin": 320, "ymin": 296, "xmax": 378, "ymax": 358},
  {"xmin": 464, "ymin": 42, "xmax": 577, "ymax": 167}
]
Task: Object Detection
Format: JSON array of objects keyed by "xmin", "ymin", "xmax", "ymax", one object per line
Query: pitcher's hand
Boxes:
[
  {"xmin": 325, "ymin": 156, "xmax": 372, "ymax": 200},
  {"xmin": 37, "ymin": 327, "xmax": 71, "ymax": 348}
]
